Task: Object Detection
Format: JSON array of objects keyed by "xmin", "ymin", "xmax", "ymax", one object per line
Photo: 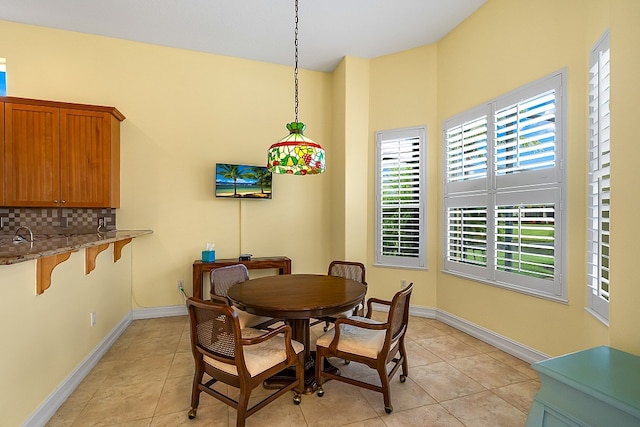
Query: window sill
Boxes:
[
  {"xmin": 441, "ymin": 269, "xmax": 568, "ymax": 304},
  {"xmin": 373, "ymin": 262, "xmax": 428, "ymax": 271},
  {"xmin": 584, "ymin": 307, "xmax": 609, "ymax": 327}
]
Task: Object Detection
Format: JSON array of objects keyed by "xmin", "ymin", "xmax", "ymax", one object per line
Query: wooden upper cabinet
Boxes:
[
  {"xmin": 60, "ymin": 108, "xmax": 120, "ymax": 207},
  {"xmin": 1, "ymin": 97, "xmax": 124, "ymax": 208},
  {"xmin": 5, "ymin": 103, "xmax": 61, "ymax": 207}
]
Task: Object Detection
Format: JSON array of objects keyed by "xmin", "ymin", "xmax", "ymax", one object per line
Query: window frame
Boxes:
[
  {"xmin": 442, "ymin": 70, "xmax": 567, "ymax": 301},
  {"xmin": 374, "ymin": 126, "xmax": 427, "ymax": 269}
]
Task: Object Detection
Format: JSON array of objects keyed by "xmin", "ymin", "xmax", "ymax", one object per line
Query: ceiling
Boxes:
[{"xmin": 0, "ymin": 0, "xmax": 486, "ymax": 72}]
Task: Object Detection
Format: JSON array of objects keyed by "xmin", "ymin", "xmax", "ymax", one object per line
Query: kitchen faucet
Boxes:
[{"xmin": 14, "ymin": 226, "xmax": 34, "ymax": 243}]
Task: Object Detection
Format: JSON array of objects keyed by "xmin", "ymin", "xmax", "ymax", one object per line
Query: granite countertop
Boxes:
[{"xmin": 0, "ymin": 230, "xmax": 153, "ymax": 265}]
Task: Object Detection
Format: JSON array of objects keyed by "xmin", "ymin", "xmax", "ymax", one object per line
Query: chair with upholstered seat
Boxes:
[
  {"xmin": 210, "ymin": 264, "xmax": 275, "ymax": 329},
  {"xmin": 312, "ymin": 261, "xmax": 367, "ymax": 331},
  {"xmin": 186, "ymin": 297, "xmax": 304, "ymax": 427},
  {"xmin": 315, "ymin": 283, "xmax": 413, "ymax": 414},
  {"xmin": 328, "ymin": 260, "xmax": 366, "ymax": 315}
]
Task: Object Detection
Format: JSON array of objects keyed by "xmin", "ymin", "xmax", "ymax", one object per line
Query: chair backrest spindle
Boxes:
[
  {"xmin": 188, "ymin": 300, "xmax": 238, "ymax": 360},
  {"xmin": 328, "ymin": 261, "xmax": 366, "ymax": 283},
  {"xmin": 210, "ymin": 264, "xmax": 250, "ymax": 298},
  {"xmin": 388, "ymin": 283, "xmax": 413, "ymax": 341}
]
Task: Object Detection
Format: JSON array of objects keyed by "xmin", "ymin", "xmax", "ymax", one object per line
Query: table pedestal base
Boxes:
[{"xmin": 263, "ymin": 351, "xmax": 339, "ymax": 395}]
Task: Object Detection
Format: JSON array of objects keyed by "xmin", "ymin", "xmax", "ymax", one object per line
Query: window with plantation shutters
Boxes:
[
  {"xmin": 446, "ymin": 116, "xmax": 488, "ymax": 184},
  {"xmin": 495, "ymin": 90, "xmax": 556, "ymax": 176},
  {"xmin": 587, "ymin": 31, "xmax": 610, "ymax": 323},
  {"xmin": 443, "ymin": 71, "xmax": 566, "ymax": 300},
  {"xmin": 447, "ymin": 205, "xmax": 487, "ymax": 267},
  {"xmin": 495, "ymin": 204, "xmax": 555, "ymax": 281},
  {"xmin": 375, "ymin": 126, "xmax": 426, "ymax": 269}
]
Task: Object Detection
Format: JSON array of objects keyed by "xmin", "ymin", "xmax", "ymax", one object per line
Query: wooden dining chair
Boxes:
[
  {"xmin": 186, "ymin": 297, "xmax": 304, "ymax": 427},
  {"xmin": 315, "ymin": 283, "xmax": 413, "ymax": 414},
  {"xmin": 210, "ymin": 264, "xmax": 276, "ymax": 329},
  {"xmin": 312, "ymin": 260, "xmax": 367, "ymax": 331}
]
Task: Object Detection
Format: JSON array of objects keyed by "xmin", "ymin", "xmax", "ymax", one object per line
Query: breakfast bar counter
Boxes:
[
  {"xmin": 0, "ymin": 230, "xmax": 153, "ymax": 265},
  {"xmin": 0, "ymin": 229, "xmax": 153, "ymax": 294}
]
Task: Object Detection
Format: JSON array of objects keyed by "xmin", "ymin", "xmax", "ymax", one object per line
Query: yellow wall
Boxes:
[
  {"xmin": 434, "ymin": 0, "xmax": 617, "ymax": 357},
  {"xmin": 2, "ymin": 0, "xmax": 640, "ymax": 422},
  {"xmin": 330, "ymin": 60, "xmax": 347, "ymax": 260},
  {"xmin": 609, "ymin": 0, "xmax": 640, "ymax": 354},
  {"xmin": 110, "ymin": 38, "xmax": 333, "ymax": 305},
  {"xmin": 367, "ymin": 45, "xmax": 440, "ymax": 305},
  {"xmin": 330, "ymin": 57, "xmax": 370, "ymax": 263},
  {"xmin": 1, "ymin": 20, "xmax": 333, "ymax": 305},
  {"xmin": 0, "ymin": 20, "xmax": 333, "ymax": 424},
  {"xmin": 0, "ymin": 246, "xmax": 132, "ymax": 426}
]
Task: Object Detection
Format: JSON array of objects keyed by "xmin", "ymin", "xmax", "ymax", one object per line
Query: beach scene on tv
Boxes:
[{"xmin": 215, "ymin": 163, "xmax": 273, "ymax": 199}]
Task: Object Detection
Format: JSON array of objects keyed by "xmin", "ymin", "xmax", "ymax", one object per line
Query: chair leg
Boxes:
[
  {"xmin": 315, "ymin": 348, "xmax": 325, "ymax": 396},
  {"xmin": 400, "ymin": 339, "xmax": 409, "ymax": 381},
  {"xmin": 188, "ymin": 364, "xmax": 204, "ymax": 419},
  {"xmin": 294, "ymin": 352, "xmax": 303, "ymax": 404},
  {"xmin": 236, "ymin": 389, "xmax": 250, "ymax": 427},
  {"xmin": 378, "ymin": 367, "xmax": 393, "ymax": 414}
]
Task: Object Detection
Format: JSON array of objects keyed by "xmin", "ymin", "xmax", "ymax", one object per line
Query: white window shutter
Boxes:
[
  {"xmin": 587, "ymin": 31, "xmax": 610, "ymax": 322},
  {"xmin": 375, "ymin": 127, "xmax": 426, "ymax": 269},
  {"xmin": 442, "ymin": 70, "xmax": 566, "ymax": 300}
]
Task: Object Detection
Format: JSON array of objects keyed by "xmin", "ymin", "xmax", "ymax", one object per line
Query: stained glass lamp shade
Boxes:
[
  {"xmin": 267, "ymin": 0, "xmax": 325, "ymax": 176},
  {"xmin": 267, "ymin": 122, "xmax": 325, "ymax": 175}
]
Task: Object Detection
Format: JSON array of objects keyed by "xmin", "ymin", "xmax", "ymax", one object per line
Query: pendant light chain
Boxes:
[
  {"xmin": 294, "ymin": 0, "xmax": 299, "ymax": 123},
  {"xmin": 266, "ymin": 0, "xmax": 325, "ymax": 175}
]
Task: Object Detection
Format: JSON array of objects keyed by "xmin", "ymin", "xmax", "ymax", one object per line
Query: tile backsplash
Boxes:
[{"xmin": 0, "ymin": 208, "xmax": 116, "ymax": 235}]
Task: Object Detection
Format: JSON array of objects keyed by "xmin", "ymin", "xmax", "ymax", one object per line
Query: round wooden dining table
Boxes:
[{"xmin": 227, "ymin": 274, "xmax": 367, "ymax": 393}]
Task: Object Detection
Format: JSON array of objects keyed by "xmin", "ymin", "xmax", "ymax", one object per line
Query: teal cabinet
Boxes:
[{"xmin": 527, "ymin": 346, "xmax": 640, "ymax": 426}]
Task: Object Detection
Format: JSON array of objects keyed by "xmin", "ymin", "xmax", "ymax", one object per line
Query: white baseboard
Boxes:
[
  {"xmin": 132, "ymin": 304, "xmax": 187, "ymax": 319},
  {"xmin": 371, "ymin": 302, "xmax": 437, "ymax": 319},
  {"xmin": 436, "ymin": 309, "xmax": 549, "ymax": 364},
  {"xmin": 27, "ymin": 302, "xmax": 547, "ymax": 426},
  {"xmin": 409, "ymin": 305, "xmax": 437, "ymax": 319},
  {"xmin": 26, "ymin": 305, "xmax": 188, "ymax": 426},
  {"xmin": 372, "ymin": 303, "xmax": 549, "ymax": 364},
  {"xmin": 23, "ymin": 312, "xmax": 133, "ymax": 427}
]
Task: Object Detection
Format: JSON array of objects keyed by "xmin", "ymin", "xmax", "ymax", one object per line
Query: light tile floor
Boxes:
[{"xmin": 46, "ymin": 313, "xmax": 540, "ymax": 427}]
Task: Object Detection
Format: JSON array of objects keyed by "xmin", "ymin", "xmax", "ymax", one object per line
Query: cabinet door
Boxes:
[
  {"xmin": 4, "ymin": 103, "xmax": 61, "ymax": 206},
  {"xmin": 60, "ymin": 108, "xmax": 115, "ymax": 207}
]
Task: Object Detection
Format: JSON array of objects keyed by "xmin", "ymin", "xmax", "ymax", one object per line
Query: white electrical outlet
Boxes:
[
  {"xmin": 90, "ymin": 311, "xmax": 96, "ymax": 326},
  {"xmin": 400, "ymin": 280, "xmax": 407, "ymax": 289},
  {"xmin": 177, "ymin": 280, "xmax": 184, "ymax": 291}
]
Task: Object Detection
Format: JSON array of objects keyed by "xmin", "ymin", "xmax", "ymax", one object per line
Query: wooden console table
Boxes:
[
  {"xmin": 192, "ymin": 256, "xmax": 291, "ymax": 299},
  {"xmin": 527, "ymin": 346, "xmax": 640, "ymax": 426}
]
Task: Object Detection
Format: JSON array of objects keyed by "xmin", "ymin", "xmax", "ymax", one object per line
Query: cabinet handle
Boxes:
[
  {"xmin": 61, "ymin": 200, "xmax": 66, "ymax": 204},
  {"xmin": 53, "ymin": 200, "xmax": 59, "ymax": 204}
]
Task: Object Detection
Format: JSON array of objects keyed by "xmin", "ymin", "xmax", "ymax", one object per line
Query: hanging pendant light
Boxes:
[{"xmin": 267, "ymin": 0, "xmax": 325, "ymax": 175}]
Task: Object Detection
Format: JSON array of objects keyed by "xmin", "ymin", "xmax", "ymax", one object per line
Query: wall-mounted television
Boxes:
[{"xmin": 215, "ymin": 163, "xmax": 272, "ymax": 199}]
